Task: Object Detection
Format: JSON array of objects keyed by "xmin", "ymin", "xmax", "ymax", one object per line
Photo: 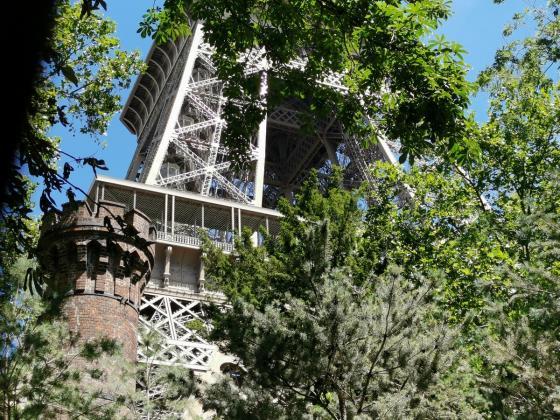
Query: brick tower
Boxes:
[{"xmin": 37, "ymin": 200, "xmax": 154, "ymax": 364}]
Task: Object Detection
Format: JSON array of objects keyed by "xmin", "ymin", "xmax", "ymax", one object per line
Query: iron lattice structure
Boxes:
[
  {"xmin": 122, "ymin": 22, "xmax": 400, "ymax": 210},
  {"xmin": 113, "ymin": 21, "xmax": 403, "ymax": 377},
  {"xmin": 138, "ymin": 292, "xmax": 214, "ymax": 370}
]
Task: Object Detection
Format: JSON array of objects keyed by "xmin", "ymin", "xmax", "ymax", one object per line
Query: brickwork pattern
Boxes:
[
  {"xmin": 64, "ymin": 294, "xmax": 139, "ymax": 361},
  {"xmin": 38, "ymin": 200, "xmax": 155, "ymax": 365}
]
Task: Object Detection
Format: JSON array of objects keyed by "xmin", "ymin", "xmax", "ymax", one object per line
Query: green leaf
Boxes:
[{"xmin": 61, "ymin": 65, "xmax": 79, "ymax": 85}]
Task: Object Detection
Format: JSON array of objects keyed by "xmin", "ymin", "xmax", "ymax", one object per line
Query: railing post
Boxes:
[
  {"xmin": 164, "ymin": 193, "xmax": 168, "ymax": 237},
  {"xmin": 171, "ymin": 195, "xmax": 175, "ymax": 236}
]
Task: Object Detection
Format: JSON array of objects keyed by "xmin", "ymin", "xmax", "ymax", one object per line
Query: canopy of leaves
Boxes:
[
  {"xmin": 1, "ymin": 0, "xmax": 144, "ymax": 265},
  {"xmin": 200, "ymin": 172, "xmax": 487, "ymax": 418},
  {"xmin": 465, "ymin": 2, "xmax": 560, "ymax": 415},
  {"xmin": 141, "ymin": 0, "xmax": 474, "ymax": 167},
  {"xmin": 198, "ymin": 2, "xmax": 559, "ymax": 412}
]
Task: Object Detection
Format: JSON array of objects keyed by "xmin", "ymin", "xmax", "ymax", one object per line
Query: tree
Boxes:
[
  {"xmin": 200, "ymin": 172, "xmax": 482, "ymax": 419},
  {"xmin": 139, "ymin": 0, "xmax": 474, "ymax": 165},
  {"xmin": 478, "ymin": 209, "xmax": 560, "ymax": 418},
  {"xmin": 1, "ymin": 0, "xmax": 144, "ymax": 263},
  {"xmin": 0, "ymin": 256, "xmax": 132, "ymax": 419},
  {"xmin": 133, "ymin": 326, "xmax": 199, "ymax": 419},
  {"xmin": 465, "ymin": 2, "xmax": 560, "ymax": 416},
  {"xmin": 358, "ymin": 162, "xmax": 503, "ymax": 324}
]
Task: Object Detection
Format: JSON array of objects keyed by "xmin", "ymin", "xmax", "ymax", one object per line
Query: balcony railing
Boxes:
[{"xmin": 156, "ymin": 230, "xmax": 234, "ymax": 252}]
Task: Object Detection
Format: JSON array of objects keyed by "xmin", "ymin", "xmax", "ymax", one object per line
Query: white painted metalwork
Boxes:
[
  {"xmin": 133, "ymin": 26, "xmax": 264, "ymax": 204},
  {"xmin": 139, "ymin": 292, "xmax": 215, "ymax": 371},
  {"xmin": 155, "ymin": 230, "xmax": 234, "ymax": 252},
  {"xmin": 124, "ymin": 22, "xmax": 403, "ymax": 209}
]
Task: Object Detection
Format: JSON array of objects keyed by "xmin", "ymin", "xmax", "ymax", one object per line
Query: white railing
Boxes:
[{"xmin": 156, "ymin": 230, "xmax": 234, "ymax": 252}]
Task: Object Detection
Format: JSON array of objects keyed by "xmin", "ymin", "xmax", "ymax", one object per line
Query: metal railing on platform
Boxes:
[{"xmin": 156, "ymin": 230, "xmax": 234, "ymax": 252}]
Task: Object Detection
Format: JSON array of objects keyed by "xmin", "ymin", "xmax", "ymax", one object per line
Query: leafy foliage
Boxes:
[
  {"xmin": 198, "ymin": 4, "xmax": 559, "ymax": 414},
  {"xmin": 478, "ymin": 210, "xmax": 560, "ymax": 418},
  {"xmin": 201, "ymin": 173, "xmax": 483, "ymax": 418},
  {"xmin": 140, "ymin": 0, "xmax": 474, "ymax": 166},
  {"xmin": 2, "ymin": 0, "xmax": 144, "ymax": 262},
  {"xmin": 465, "ymin": 3, "xmax": 560, "ymax": 415}
]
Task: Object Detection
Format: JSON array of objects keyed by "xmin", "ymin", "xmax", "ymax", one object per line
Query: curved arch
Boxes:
[
  {"xmin": 167, "ymin": 40, "xmax": 179, "ymax": 61},
  {"xmin": 137, "ymin": 82, "xmax": 155, "ymax": 110},
  {"xmin": 127, "ymin": 106, "xmax": 145, "ymax": 130},
  {"xmin": 155, "ymin": 45, "xmax": 173, "ymax": 74},
  {"xmin": 131, "ymin": 95, "xmax": 150, "ymax": 122},
  {"xmin": 122, "ymin": 116, "xmax": 138, "ymax": 135},
  {"xmin": 143, "ymin": 71, "xmax": 162, "ymax": 96},
  {"xmin": 148, "ymin": 59, "xmax": 167, "ymax": 85}
]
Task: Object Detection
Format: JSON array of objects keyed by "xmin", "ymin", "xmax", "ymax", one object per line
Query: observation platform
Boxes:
[{"xmin": 88, "ymin": 175, "xmax": 282, "ymax": 253}]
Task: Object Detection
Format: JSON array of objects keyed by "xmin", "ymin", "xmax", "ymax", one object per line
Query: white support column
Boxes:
[
  {"xmin": 238, "ymin": 208, "xmax": 242, "ymax": 235},
  {"xmin": 133, "ymin": 190, "xmax": 137, "ymax": 209},
  {"xmin": 201, "ymin": 204, "xmax": 205, "ymax": 229},
  {"xmin": 144, "ymin": 24, "xmax": 205, "ymax": 184},
  {"xmin": 252, "ymin": 71, "xmax": 268, "ymax": 207},
  {"xmin": 171, "ymin": 195, "xmax": 176, "ymax": 236},
  {"xmin": 164, "ymin": 193, "xmax": 168, "ymax": 235},
  {"xmin": 163, "ymin": 245, "xmax": 172, "ymax": 288},
  {"xmin": 198, "ymin": 253, "xmax": 205, "ymax": 292}
]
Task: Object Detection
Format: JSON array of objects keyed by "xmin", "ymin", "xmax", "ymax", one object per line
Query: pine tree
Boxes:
[
  {"xmin": 0, "ymin": 256, "xmax": 132, "ymax": 419},
  {"xmin": 201, "ymin": 171, "xmax": 481, "ymax": 419}
]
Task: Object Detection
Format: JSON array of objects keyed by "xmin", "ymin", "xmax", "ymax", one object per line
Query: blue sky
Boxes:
[{"xmin": 33, "ymin": 0, "xmax": 526, "ymax": 214}]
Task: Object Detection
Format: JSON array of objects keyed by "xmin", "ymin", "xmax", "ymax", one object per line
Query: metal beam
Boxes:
[
  {"xmin": 253, "ymin": 71, "xmax": 268, "ymax": 207},
  {"xmin": 144, "ymin": 24, "xmax": 205, "ymax": 185}
]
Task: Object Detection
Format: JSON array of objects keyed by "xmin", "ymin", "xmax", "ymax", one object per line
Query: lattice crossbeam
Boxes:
[
  {"xmin": 170, "ymin": 137, "xmax": 251, "ymax": 203},
  {"xmin": 139, "ymin": 293, "xmax": 215, "ymax": 370},
  {"xmin": 157, "ymin": 161, "xmax": 231, "ymax": 186},
  {"xmin": 184, "ymin": 90, "xmax": 218, "ymax": 119},
  {"xmin": 174, "ymin": 118, "xmax": 221, "ymax": 136}
]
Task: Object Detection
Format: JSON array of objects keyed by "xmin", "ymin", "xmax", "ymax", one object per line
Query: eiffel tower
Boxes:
[{"xmin": 86, "ymin": 21, "xmax": 400, "ymax": 378}]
